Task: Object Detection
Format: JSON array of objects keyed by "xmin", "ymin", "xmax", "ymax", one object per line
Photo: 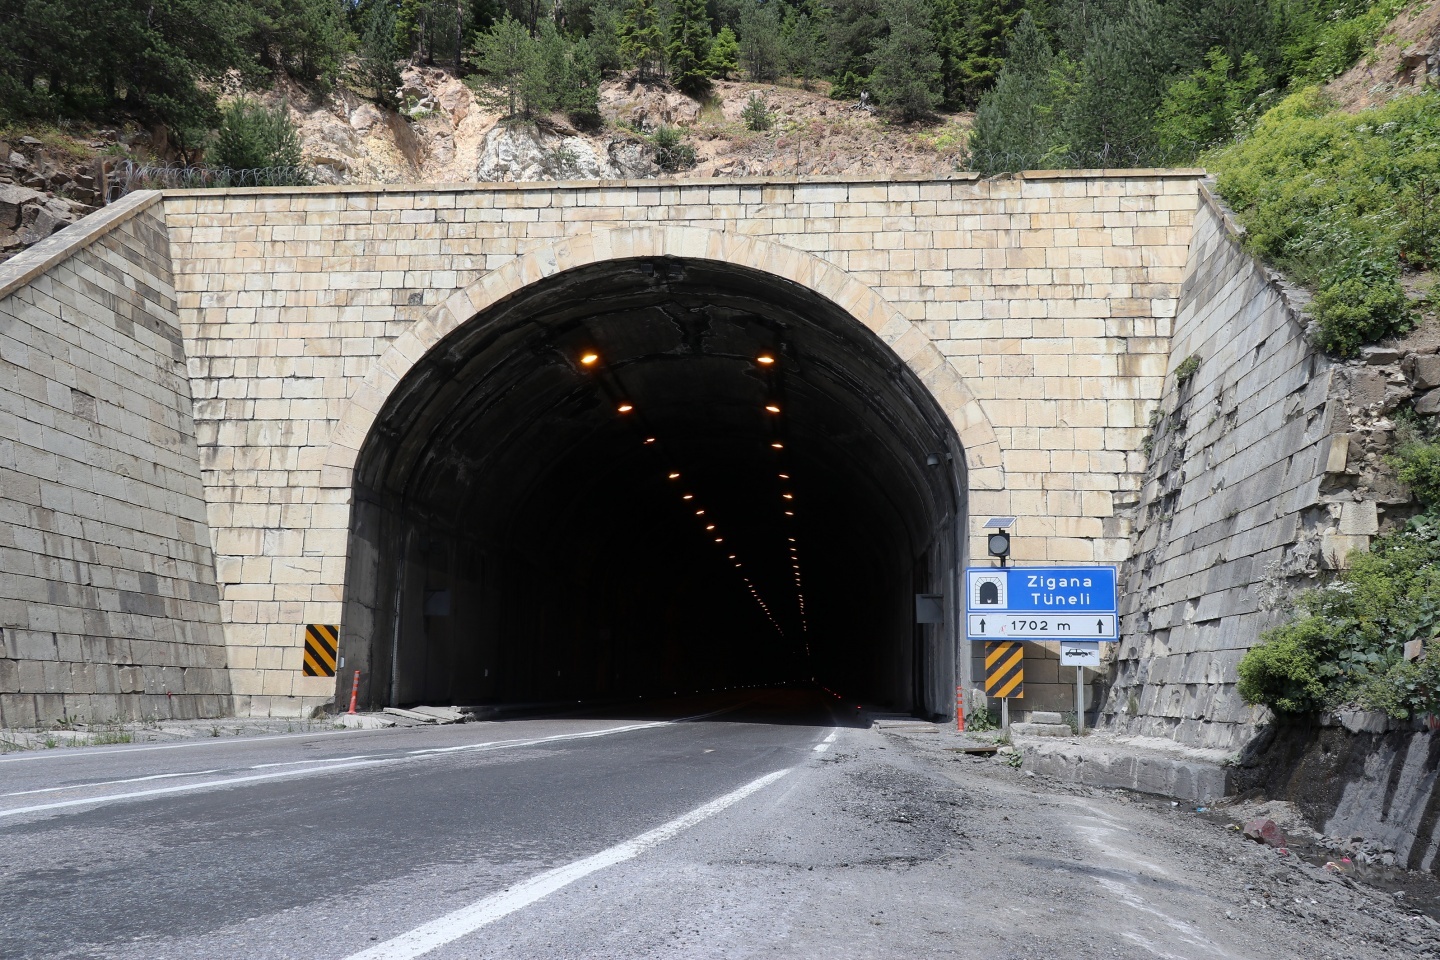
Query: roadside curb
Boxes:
[{"xmin": 1019, "ymin": 735, "xmax": 1232, "ymax": 802}]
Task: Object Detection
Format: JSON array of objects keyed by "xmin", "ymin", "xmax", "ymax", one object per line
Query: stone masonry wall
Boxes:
[
  {"xmin": 0, "ymin": 193, "xmax": 229, "ymax": 727},
  {"xmin": 1100, "ymin": 188, "xmax": 1342, "ymax": 751},
  {"xmin": 160, "ymin": 172, "xmax": 1201, "ymax": 717}
]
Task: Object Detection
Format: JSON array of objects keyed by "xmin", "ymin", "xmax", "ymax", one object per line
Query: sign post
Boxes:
[{"xmin": 966, "ymin": 566, "xmax": 1117, "ymax": 727}]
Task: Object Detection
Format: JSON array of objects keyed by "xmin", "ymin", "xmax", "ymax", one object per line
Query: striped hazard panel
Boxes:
[
  {"xmin": 302, "ymin": 624, "xmax": 339, "ymax": 677},
  {"xmin": 984, "ymin": 640, "xmax": 1024, "ymax": 699}
]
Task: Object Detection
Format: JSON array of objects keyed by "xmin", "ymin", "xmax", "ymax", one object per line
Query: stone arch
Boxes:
[{"xmin": 320, "ymin": 225, "xmax": 1003, "ymax": 492}]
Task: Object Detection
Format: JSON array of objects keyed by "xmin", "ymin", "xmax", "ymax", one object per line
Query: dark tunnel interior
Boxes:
[{"xmin": 338, "ymin": 257, "xmax": 966, "ymax": 718}]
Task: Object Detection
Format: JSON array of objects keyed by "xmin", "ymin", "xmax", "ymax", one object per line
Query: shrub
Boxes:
[
  {"xmin": 1238, "ymin": 515, "xmax": 1440, "ymax": 717},
  {"xmin": 210, "ymin": 99, "xmax": 308, "ymax": 184},
  {"xmin": 1207, "ymin": 87, "xmax": 1440, "ymax": 356},
  {"xmin": 652, "ymin": 125, "xmax": 696, "ymax": 171},
  {"xmin": 741, "ymin": 93, "xmax": 771, "ymax": 132}
]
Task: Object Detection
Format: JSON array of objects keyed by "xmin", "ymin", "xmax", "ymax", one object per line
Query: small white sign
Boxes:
[{"xmin": 1060, "ymin": 642, "xmax": 1102, "ymax": 667}]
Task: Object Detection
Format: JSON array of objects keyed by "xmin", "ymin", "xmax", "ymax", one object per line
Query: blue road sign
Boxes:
[{"xmin": 965, "ymin": 566, "xmax": 1118, "ymax": 641}]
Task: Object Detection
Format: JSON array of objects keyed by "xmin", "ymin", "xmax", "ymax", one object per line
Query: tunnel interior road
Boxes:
[{"xmin": 339, "ymin": 257, "xmax": 966, "ymax": 717}]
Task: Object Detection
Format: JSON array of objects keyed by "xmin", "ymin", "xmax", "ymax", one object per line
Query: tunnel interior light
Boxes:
[
  {"xmin": 771, "ymin": 442, "xmax": 784, "ymax": 449},
  {"xmin": 580, "ymin": 353, "xmax": 599, "ymax": 366},
  {"xmin": 785, "ymin": 510, "xmax": 794, "ymax": 516},
  {"xmin": 765, "ymin": 404, "xmax": 781, "ymax": 413},
  {"xmin": 783, "ymin": 493, "xmax": 793, "ymax": 499},
  {"xmin": 668, "ymin": 471, "xmax": 680, "ymax": 479},
  {"xmin": 644, "ymin": 437, "xmax": 656, "ymax": 443},
  {"xmin": 617, "ymin": 403, "xmax": 633, "ymax": 413},
  {"xmin": 706, "ymin": 524, "xmax": 716, "ymax": 531},
  {"xmin": 683, "ymin": 493, "xmax": 694, "ymax": 500},
  {"xmin": 695, "ymin": 509, "xmax": 705, "ymax": 515},
  {"xmin": 757, "ymin": 355, "xmax": 775, "ymax": 365},
  {"xmin": 779, "ymin": 473, "xmax": 789, "ymax": 479}
]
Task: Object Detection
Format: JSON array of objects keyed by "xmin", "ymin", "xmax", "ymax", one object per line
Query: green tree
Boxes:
[
  {"xmin": 355, "ymin": 0, "xmax": 405, "ymax": 107},
  {"xmin": 1154, "ymin": 49, "xmax": 1268, "ymax": 155},
  {"xmin": 668, "ymin": 0, "xmax": 714, "ymax": 94},
  {"xmin": 1057, "ymin": 0, "xmax": 1173, "ymax": 162},
  {"xmin": 474, "ymin": 15, "xmax": 535, "ymax": 115},
  {"xmin": 618, "ymin": 0, "xmax": 667, "ymax": 80},
  {"xmin": 948, "ymin": 0, "xmax": 1041, "ymax": 107},
  {"xmin": 738, "ymin": 1, "xmax": 783, "ymax": 82},
  {"xmin": 741, "ymin": 91, "xmax": 772, "ymax": 130},
  {"xmin": 585, "ymin": 0, "xmax": 628, "ymax": 74},
  {"xmin": 707, "ymin": 25, "xmax": 740, "ymax": 78},
  {"xmin": 783, "ymin": 10, "xmax": 823, "ymax": 88},
  {"xmin": 968, "ymin": 11, "xmax": 1061, "ymax": 170},
  {"xmin": 868, "ymin": 0, "xmax": 942, "ymax": 120},
  {"xmin": 210, "ymin": 98, "xmax": 308, "ymax": 183},
  {"xmin": 822, "ymin": 0, "xmax": 886, "ymax": 87}
]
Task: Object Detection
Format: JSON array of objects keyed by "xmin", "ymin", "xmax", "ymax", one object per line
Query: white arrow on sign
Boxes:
[{"xmin": 967, "ymin": 614, "xmax": 1115, "ymax": 640}]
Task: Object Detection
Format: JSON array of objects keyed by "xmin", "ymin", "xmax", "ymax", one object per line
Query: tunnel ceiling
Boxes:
[{"xmin": 353, "ymin": 257, "xmax": 965, "ymax": 697}]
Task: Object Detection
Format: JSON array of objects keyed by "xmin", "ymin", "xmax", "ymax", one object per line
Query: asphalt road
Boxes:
[
  {"xmin": 0, "ymin": 691, "xmax": 843, "ymax": 959},
  {"xmin": 4, "ymin": 688, "xmax": 1435, "ymax": 960}
]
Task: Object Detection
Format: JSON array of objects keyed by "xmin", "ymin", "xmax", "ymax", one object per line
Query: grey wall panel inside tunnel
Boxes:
[{"xmin": 339, "ymin": 257, "xmax": 966, "ymax": 717}]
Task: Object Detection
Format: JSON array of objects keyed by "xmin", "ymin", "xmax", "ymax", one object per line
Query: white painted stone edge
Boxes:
[{"xmin": 0, "ymin": 190, "xmax": 165, "ymax": 303}]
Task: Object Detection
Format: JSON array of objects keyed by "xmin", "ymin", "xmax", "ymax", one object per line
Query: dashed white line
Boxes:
[{"xmin": 341, "ymin": 767, "xmax": 793, "ymax": 960}]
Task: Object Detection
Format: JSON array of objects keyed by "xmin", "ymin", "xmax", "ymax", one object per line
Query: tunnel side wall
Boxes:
[
  {"xmin": 0, "ymin": 193, "xmax": 229, "ymax": 728},
  {"xmin": 1098, "ymin": 189, "xmax": 1344, "ymax": 751},
  {"xmin": 162, "ymin": 174, "xmax": 1200, "ymax": 717}
]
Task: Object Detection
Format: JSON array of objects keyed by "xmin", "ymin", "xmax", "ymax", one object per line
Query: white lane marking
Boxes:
[
  {"xmin": 1, "ymin": 770, "xmax": 222, "ymax": 798},
  {"xmin": 341, "ymin": 767, "xmax": 793, "ymax": 960},
  {"xmin": 0, "ymin": 728, "xmax": 353, "ymax": 764},
  {"xmin": 0, "ymin": 715, "xmax": 736, "ymax": 821},
  {"xmin": 813, "ymin": 744, "xmax": 829, "ymax": 753},
  {"xmin": 813, "ymin": 729, "xmax": 839, "ymax": 752},
  {"xmin": 249, "ymin": 756, "xmax": 376, "ymax": 769},
  {"xmin": 823, "ymin": 731, "xmax": 837, "ymax": 743},
  {"xmin": 0, "ymin": 759, "xmax": 390, "ymax": 819}
]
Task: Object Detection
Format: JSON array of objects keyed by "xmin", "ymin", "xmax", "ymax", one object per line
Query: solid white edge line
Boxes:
[
  {"xmin": 341, "ymin": 767, "xmax": 793, "ymax": 960},
  {"xmin": 0, "ymin": 711, "xmax": 747, "ymax": 820},
  {"xmin": 1, "ymin": 769, "xmax": 223, "ymax": 798}
]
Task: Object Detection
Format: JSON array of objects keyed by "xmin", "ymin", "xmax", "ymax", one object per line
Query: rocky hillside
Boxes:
[
  {"xmin": 0, "ymin": 72, "xmax": 966, "ymax": 264},
  {"xmin": 289, "ymin": 70, "xmax": 967, "ymax": 184}
]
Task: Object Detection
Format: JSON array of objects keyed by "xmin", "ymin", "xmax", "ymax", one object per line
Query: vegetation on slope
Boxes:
[{"xmin": 1240, "ymin": 420, "xmax": 1440, "ymax": 720}]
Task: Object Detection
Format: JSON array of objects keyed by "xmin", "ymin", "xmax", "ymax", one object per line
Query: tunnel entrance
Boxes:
[{"xmin": 340, "ymin": 256, "xmax": 966, "ymax": 717}]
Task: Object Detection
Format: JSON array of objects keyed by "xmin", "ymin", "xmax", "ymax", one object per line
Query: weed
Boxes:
[
  {"xmin": 965, "ymin": 706, "xmax": 1000, "ymax": 732},
  {"xmin": 1003, "ymin": 748, "xmax": 1023, "ymax": 769},
  {"xmin": 1175, "ymin": 354, "xmax": 1201, "ymax": 384}
]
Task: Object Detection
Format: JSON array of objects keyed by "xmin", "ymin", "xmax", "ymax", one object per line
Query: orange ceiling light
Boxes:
[
  {"xmin": 765, "ymin": 404, "xmax": 781, "ymax": 414},
  {"xmin": 757, "ymin": 355, "xmax": 775, "ymax": 365},
  {"xmin": 580, "ymin": 353, "xmax": 599, "ymax": 366},
  {"xmin": 617, "ymin": 403, "xmax": 634, "ymax": 413},
  {"xmin": 771, "ymin": 442, "xmax": 784, "ymax": 449}
]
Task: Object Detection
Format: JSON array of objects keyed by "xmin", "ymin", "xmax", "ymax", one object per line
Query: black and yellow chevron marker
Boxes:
[
  {"xmin": 302, "ymin": 624, "xmax": 339, "ymax": 677},
  {"xmin": 984, "ymin": 640, "xmax": 1024, "ymax": 699}
]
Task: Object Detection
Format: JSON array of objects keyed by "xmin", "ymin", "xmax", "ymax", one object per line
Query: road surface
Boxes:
[{"xmin": 1, "ymin": 689, "xmax": 1434, "ymax": 959}]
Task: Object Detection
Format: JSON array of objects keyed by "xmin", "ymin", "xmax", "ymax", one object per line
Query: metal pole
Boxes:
[
  {"xmin": 1075, "ymin": 666, "xmax": 1085, "ymax": 735},
  {"xmin": 1001, "ymin": 696, "xmax": 1009, "ymax": 731}
]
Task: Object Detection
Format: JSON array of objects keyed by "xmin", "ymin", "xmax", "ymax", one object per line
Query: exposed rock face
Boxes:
[
  {"xmin": 0, "ymin": 138, "xmax": 99, "ymax": 263},
  {"xmin": 474, "ymin": 124, "xmax": 654, "ymax": 182}
]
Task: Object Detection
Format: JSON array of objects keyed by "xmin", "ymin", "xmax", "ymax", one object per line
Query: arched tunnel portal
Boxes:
[{"xmin": 340, "ymin": 255, "xmax": 967, "ymax": 718}]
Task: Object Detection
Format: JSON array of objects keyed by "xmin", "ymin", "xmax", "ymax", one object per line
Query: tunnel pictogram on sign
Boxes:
[
  {"xmin": 302, "ymin": 624, "xmax": 339, "ymax": 677},
  {"xmin": 984, "ymin": 641, "xmax": 1024, "ymax": 699}
]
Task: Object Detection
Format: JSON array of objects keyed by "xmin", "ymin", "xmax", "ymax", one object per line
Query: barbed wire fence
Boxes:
[{"xmin": 107, "ymin": 160, "xmax": 315, "ymax": 201}]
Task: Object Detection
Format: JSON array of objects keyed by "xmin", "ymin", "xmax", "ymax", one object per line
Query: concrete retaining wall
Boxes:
[
  {"xmin": 0, "ymin": 192, "xmax": 229, "ymax": 726},
  {"xmin": 1099, "ymin": 188, "xmax": 1341, "ymax": 751}
]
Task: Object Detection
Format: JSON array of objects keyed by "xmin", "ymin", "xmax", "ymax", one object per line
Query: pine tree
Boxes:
[
  {"xmin": 211, "ymin": 98, "xmax": 307, "ymax": 183},
  {"xmin": 783, "ymin": 11, "xmax": 822, "ymax": 88},
  {"xmin": 968, "ymin": 12, "xmax": 1060, "ymax": 171},
  {"xmin": 707, "ymin": 25, "xmax": 740, "ymax": 79},
  {"xmin": 618, "ymin": 0, "xmax": 666, "ymax": 80},
  {"xmin": 951, "ymin": 0, "xmax": 1038, "ymax": 107},
  {"xmin": 475, "ymin": 15, "xmax": 534, "ymax": 115},
  {"xmin": 738, "ymin": 1, "xmax": 782, "ymax": 82},
  {"xmin": 868, "ymin": 0, "xmax": 941, "ymax": 120},
  {"xmin": 1059, "ymin": 0, "xmax": 1172, "ymax": 162},
  {"xmin": 356, "ymin": 0, "xmax": 404, "ymax": 107},
  {"xmin": 668, "ymin": 0, "xmax": 714, "ymax": 94}
]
